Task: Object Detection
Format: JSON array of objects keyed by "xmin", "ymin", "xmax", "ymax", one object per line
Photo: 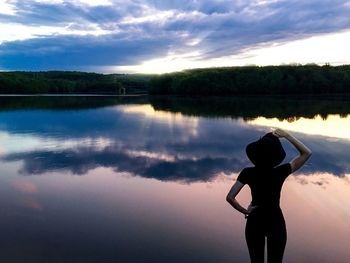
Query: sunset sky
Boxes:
[{"xmin": 1, "ymin": 0, "xmax": 350, "ymax": 73}]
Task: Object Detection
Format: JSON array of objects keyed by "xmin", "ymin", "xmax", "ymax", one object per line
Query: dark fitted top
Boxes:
[{"xmin": 237, "ymin": 163, "xmax": 292, "ymax": 208}]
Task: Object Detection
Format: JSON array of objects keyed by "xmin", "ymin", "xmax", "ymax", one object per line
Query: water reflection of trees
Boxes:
[
  {"xmin": 2, "ymin": 96, "xmax": 350, "ymax": 122},
  {"xmin": 0, "ymin": 96, "xmax": 147, "ymax": 111},
  {"xmin": 149, "ymin": 96, "xmax": 350, "ymax": 121}
]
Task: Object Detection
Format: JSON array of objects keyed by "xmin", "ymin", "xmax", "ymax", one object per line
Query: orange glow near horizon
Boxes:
[
  {"xmin": 248, "ymin": 114, "xmax": 350, "ymax": 140},
  {"xmin": 119, "ymin": 104, "xmax": 198, "ymax": 122}
]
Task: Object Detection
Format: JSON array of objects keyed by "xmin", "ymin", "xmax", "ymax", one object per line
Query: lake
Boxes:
[{"xmin": 0, "ymin": 95, "xmax": 349, "ymax": 263}]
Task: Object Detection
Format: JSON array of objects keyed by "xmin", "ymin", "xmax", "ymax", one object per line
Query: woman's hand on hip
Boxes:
[{"xmin": 245, "ymin": 204, "xmax": 258, "ymax": 219}]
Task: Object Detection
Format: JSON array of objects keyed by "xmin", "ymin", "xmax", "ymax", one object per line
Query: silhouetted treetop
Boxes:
[
  {"xmin": 149, "ymin": 65, "xmax": 350, "ymax": 95},
  {"xmin": 0, "ymin": 71, "xmax": 152, "ymax": 94}
]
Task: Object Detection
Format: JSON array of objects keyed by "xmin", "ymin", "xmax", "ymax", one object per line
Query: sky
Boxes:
[{"xmin": 1, "ymin": 0, "xmax": 350, "ymax": 73}]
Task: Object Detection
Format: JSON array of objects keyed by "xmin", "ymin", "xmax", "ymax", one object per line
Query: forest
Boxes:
[
  {"xmin": 0, "ymin": 71, "xmax": 152, "ymax": 94},
  {"xmin": 1, "ymin": 65, "xmax": 350, "ymax": 95},
  {"xmin": 149, "ymin": 65, "xmax": 350, "ymax": 95}
]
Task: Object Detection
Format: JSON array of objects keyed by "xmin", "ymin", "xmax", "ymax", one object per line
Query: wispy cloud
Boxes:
[{"xmin": 1, "ymin": 0, "xmax": 350, "ymax": 72}]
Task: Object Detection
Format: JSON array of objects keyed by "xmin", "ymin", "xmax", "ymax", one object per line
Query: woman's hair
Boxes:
[{"xmin": 246, "ymin": 132, "xmax": 286, "ymax": 168}]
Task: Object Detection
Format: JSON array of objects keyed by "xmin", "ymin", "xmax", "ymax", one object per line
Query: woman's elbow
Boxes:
[
  {"xmin": 301, "ymin": 149, "xmax": 312, "ymax": 159},
  {"xmin": 306, "ymin": 150, "xmax": 312, "ymax": 158},
  {"xmin": 226, "ymin": 194, "xmax": 234, "ymax": 204},
  {"xmin": 305, "ymin": 147, "xmax": 312, "ymax": 156}
]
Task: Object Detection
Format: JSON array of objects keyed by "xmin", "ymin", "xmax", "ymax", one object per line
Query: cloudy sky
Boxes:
[{"xmin": 1, "ymin": 0, "xmax": 350, "ymax": 73}]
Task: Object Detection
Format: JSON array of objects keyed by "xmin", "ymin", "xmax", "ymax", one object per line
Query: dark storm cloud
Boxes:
[
  {"xmin": 1, "ymin": 0, "xmax": 350, "ymax": 71},
  {"xmin": 0, "ymin": 33, "xmax": 175, "ymax": 70}
]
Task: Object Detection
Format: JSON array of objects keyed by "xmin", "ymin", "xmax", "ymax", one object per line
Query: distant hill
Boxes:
[
  {"xmin": 0, "ymin": 71, "xmax": 154, "ymax": 94},
  {"xmin": 149, "ymin": 65, "xmax": 350, "ymax": 95}
]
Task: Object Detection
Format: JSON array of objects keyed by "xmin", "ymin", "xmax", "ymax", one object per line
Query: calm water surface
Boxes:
[{"xmin": 0, "ymin": 96, "xmax": 349, "ymax": 262}]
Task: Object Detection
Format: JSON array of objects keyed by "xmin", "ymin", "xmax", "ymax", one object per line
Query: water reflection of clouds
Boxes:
[
  {"xmin": 2, "ymin": 146, "xmax": 246, "ymax": 182},
  {"xmin": 120, "ymin": 104, "xmax": 199, "ymax": 124},
  {"xmin": 249, "ymin": 114, "xmax": 350, "ymax": 140},
  {"xmin": 0, "ymin": 105, "xmax": 350, "ymax": 180},
  {"xmin": 282, "ymin": 173, "xmax": 350, "ymax": 262},
  {"xmin": 0, "ymin": 131, "xmax": 115, "ymax": 154},
  {"xmin": 12, "ymin": 180, "xmax": 38, "ymax": 194},
  {"xmin": 1, "ymin": 100, "xmax": 349, "ymax": 263},
  {"xmin": 119, "ymin": 104, "xmax": 200, "ymax": 137},
  {"xmin": 17, "ymin": 196, "xmax": 43, "ymax": 211},
  {"xmin": 11, "ymin": 179, "xmax": 42, "ymax": 211}
]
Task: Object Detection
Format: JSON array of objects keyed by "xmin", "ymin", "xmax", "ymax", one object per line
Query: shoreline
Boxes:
[{"xmin": 0, "ymin": 94, "xmax": 148, "ymax": 97}]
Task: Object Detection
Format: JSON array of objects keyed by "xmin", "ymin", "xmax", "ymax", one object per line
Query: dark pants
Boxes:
[{"xmin": 245, "ymin": 207, "xmax": 287, "ymax": 263}]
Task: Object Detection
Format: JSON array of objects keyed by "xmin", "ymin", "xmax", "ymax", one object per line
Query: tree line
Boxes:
[
  {"xmin": 0, "ymin": 71, "xmax": 152, "ymax": 94},
  {"xmin": 2, "ymin": 65, "xmax": 350, "ymax": 95},
  {"xmin": 149, "ymin": 65, "xmax": 350, "ymax": 95}
]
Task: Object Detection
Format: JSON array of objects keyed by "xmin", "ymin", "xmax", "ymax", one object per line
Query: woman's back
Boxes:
[{"xmin": 238, "ymin": 163, "xmax": 292, "ymax": 208}]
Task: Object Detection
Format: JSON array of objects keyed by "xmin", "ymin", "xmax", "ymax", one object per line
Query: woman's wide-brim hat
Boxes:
[{"xmin": 246, "ymin": 132, "xmax": 286, "ymax": 167}]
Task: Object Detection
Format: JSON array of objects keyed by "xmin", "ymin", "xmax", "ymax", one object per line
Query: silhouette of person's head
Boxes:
[{"xmin": 246, "ymin": 132, "xmax": 286, "ymax": 168}]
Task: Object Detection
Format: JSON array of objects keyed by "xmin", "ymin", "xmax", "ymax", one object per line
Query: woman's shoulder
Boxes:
[
  {"xmin": 237, "ymin": 166, "xmax": 255, "ymax": 184},
  {"xmin": 241, "ymin": 166, "xmax": 259, "ymax": 177}
]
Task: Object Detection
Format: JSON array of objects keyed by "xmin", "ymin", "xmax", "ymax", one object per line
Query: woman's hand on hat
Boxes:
[{"xmin": 272, "ymin": 128, "xmax": 290, "ymax": 138}]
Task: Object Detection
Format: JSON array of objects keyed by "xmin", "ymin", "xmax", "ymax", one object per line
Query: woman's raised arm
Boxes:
[{"xmin": 273, "ymin": 128, "xmax": 312, "ymax": 173}]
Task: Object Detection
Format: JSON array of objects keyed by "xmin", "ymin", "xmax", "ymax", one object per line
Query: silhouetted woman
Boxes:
[{"xmin": 226, "ymin": 128, "xmax": 311, "ymax": 263}]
